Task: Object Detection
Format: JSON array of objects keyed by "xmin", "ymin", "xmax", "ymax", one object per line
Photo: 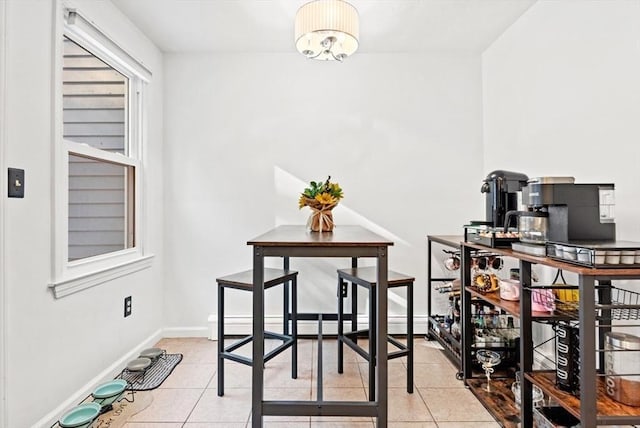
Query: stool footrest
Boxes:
[
  {"xmin": 265, "ymin": 337, "xmax": 295, "ymax": 363},
  {"xmin": 387, "ymin": 336, "xmax": 408, "ymax": 351},
  {"xmin": 221, "ymin": 331, "xmax": 295, "ymax": 365},
  {"xmin": 340, "ymin": 333, "xmax": 410, "ymax": 362},
  {"xmin": 220, "ymin": 352, "xmax": 253, "ymax": 366},
  {"xmin": 339, "ymin": 336, "xmax": 372, "ymax": 362},
  {"xmin": 388, "ymin": 349, "xmax": 410, "ymax": 359},
  {"xmin": 224, "ymin": 335, "xmax": 253, "ymax": 353},
  {"xmin": 343, "ymin": 329, "xmax": 369, "ymax": 339}
]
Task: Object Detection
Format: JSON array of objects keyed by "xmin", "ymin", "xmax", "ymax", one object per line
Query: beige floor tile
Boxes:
[
  {"xmin": 311, "ymin": 421, "xmax": 374, "ymax": 427},
  {"xmin": 158, "ymin": 362, "xmax": 216, "ymax": 389},
  {"xmin": 382, "ymin": 423, "xmax": 438, "ymax": 428},
  {"xmin": 314, "ymin": 339, "xmax": 362, "ymax": 364},
  {"xmin": 387, "ymin": 387, "xmax": 433, "ymax": 422},
  {"xmin": 264, "ymin": 387, "xmax": 312, "ymax": 422},
  {"xmin": 358, "ymin": 362, "xmax": 411, "ymax": 390},
  {"xmin": 412, "ymin": 363, "xmax": 465, "ymax": 388},
  {"xmin": 264, "ymin": 421, "xmax": 311, "ymax": 428},
  {"xmin": 412, "ymin": 340, "xmax": 456, "ymax": 365},
  {"xmin": 123, "ymin": 423, "xmax": 183, "ymax": 428},
  {"xmin": 213, "ymin": 359, "xmax": 311, "ymax": 390},
  {"xmin": 214, "ymin": 359, "xmax": 252, "ymax": 388},
  {"xmin": 264, "ymin": 362, "xmax": 314, "ymax": 389},
  {"xmin": 313, "ymin": 362, "xmax": 364, "ymax": 389},
  {"xmin": 154, "ymin": 337, "xmax": 218, "ymax": 364},
  {"xmin": 436, "ymin": 422, "xmax": 501, "ymax": 427},
  {"xmin": 419, "ymin": 387, "xmax": 496, "ymax": 422},
  {"xmin": 188, "ymin": 387, "xmax": 251, "ymax": 423},
  {"xmin": 127, "ymin": 388, "xmax": 203, "ymax": 423},
  {"xmin": 184, "ymin": 423, "xmax": 245, "ymax": 427},
  {"xmin": 310, "ymin": 387, "xmax": 372, "ymax": 423},
  {"xmin": 268, "ymin": 339, "xmax": 314, "ymax": 365},
  {"xmin": 115, "ymin": 338, "xmax": 509, "ymax": 427}
]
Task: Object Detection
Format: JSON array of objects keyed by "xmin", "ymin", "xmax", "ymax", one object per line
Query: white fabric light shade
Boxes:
[{"xmin": 295, "ymin": 0, "xmax": 359, "ymax": 61}]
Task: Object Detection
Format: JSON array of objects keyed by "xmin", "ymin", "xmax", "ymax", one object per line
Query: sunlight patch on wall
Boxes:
[{"xmin": 272, "ymin": 165, "xmax": 409, "ymax": 312}]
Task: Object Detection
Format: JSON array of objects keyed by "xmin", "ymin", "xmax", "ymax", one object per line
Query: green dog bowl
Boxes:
[
  {"xmin": 92, "ymin": 379, "xmax": 128, "ymax": 407},
  {"xmin": 59, "ymin": 402, "xmax": 101, "ymax": 428},
  {"xmin": 92, "ymin": 379, "xmax": 127, "ymax": 399}
]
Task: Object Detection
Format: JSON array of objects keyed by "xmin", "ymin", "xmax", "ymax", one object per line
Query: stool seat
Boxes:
[
  {"xmin": 216, "ymin": 268, "xmax": 298, "ymax": 290},
  {"xmin": 126, "ymin": 357, "xmax": 152, "ymax": 372},
  {"xmin": 139, "ymin": 348, "xmax": 165, "ymax": 360},
  {"xmin": 337, "ymin": 267, "xmax": 414, "ymax": 287}
]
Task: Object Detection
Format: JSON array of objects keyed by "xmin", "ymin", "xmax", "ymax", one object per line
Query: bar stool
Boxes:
[
  {"xmin": 337, "ymin": 266, "xmax": 414, "ymax": 399},
  {"xmin": 216, "ymin": 268, "xmax": 298, "ymax": 396}
]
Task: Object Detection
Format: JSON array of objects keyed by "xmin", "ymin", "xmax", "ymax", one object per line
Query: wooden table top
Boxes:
[{"xmin": 247, "ymin": 225, "xmax": 394, "ymax": 247}]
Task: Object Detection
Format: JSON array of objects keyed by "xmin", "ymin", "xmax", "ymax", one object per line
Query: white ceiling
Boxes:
[{"xmin": 111, "ymin": 0, "xmax": 537, "ymax": 54}]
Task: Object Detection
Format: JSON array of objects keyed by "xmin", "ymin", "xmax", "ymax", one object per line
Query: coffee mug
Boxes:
[
  {"xmin": 499, "ymin": 278, "xmax": 520, "ymax": 301},
  {"xmin": 445, "ymin": 254, "xmax": 460, "ymax": 271}
]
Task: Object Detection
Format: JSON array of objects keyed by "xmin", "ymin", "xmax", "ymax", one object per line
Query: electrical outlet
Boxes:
[
  {"xmin": 8, "ymin": 168, "xmax": 24, "ymax": 198},
  {"xmin": 341, "ymin": 282, "xmax": 348, "ymax": 298},
  {"xmin": 124, "ymin": 296, "xmax": 132, "ymax": 317}
]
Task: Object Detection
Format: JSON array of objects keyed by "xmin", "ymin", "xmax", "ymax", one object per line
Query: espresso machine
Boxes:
[
  {"xmin": 522, "ymin": 177, "xmax": 616, "ymax": 242},
  {"xmin": 480, "ymin": 170, "xmax": 529, "ymax": 228}
]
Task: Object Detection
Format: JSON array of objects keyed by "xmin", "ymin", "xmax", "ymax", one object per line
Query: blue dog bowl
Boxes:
[
  {"xmin": 59, "ymin": 402, "xmax": 101, "ymax": 428},
  {"xmin": 92, "ymin": 379, "xmax": 128, "ymax": 406}
]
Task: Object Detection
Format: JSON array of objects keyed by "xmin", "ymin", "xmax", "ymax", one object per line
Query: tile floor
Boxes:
[{"xmin": 121, "ymin": 337, "xmax": 500, "ymax": 428}]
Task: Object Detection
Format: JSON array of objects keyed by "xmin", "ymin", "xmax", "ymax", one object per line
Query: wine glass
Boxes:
[{"xmin": 476, "ymin": 349, "xmax": 502, "ymax": 392}]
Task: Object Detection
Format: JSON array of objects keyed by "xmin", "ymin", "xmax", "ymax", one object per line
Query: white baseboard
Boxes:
[
  {"xmin": 207, "ymin": 314, "xmax": 430, "ymax": 340},
  {"xmin": 162, "ymin": 326, "xmax": 210, "ymax": 338},
  {"xmin": 33, "ymin": 328, "xmax": 163, "ymax": 428}
]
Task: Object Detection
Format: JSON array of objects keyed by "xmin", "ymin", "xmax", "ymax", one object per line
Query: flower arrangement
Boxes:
[{"xmin": 299, "ymin": 176, "xmax": 344, "ymax": 232}]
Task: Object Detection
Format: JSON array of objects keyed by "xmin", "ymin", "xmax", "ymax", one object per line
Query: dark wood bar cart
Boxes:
[{"xmin": 461, "ymin": 241, "xmax": 640, "ymax": 427}]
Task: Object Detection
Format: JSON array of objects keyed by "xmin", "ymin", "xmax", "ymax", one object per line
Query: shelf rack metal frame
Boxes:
[{"xmin": 427, "ymin": 235, "xmax": 464, "ymax": 368}]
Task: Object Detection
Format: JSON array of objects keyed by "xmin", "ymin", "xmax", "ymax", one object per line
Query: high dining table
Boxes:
[{"xmin": 247, "ymin": 225, "xmax": 394, "ymax": 427}]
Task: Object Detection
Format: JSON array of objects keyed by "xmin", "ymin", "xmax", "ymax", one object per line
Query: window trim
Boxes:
[{"xmin": 50, "ymin": 1, "xmax": 153, "ymax": 297}]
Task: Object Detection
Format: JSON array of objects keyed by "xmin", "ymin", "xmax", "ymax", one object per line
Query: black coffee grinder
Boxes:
[{"xmin": 480, "ymin": 170, "xmax": 529, "ymax": 228}]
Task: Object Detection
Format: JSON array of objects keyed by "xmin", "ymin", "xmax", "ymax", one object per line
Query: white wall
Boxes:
[
  {"xmin": 483, "ymin": 0, "xmax": 640, "ymax": 241},
  {"xmin": 163, "ymin": 52, "xmax": 485, "ymax": 334},
  {"xmin": 2, "ymin": 1, "xmax": 164, "ymax": 426},
  {"xmin": 483, "ymin": 0, "xmax": 640, "ymax": 367},
  {"xmin": 0, "ymin": 1, "xmax": 7, "ymax": 425}
]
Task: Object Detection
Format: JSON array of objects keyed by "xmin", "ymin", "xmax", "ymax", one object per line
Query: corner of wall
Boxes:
[{"xmin": 0, "ymin": 0, "xmax": 8, "ymax": 425}]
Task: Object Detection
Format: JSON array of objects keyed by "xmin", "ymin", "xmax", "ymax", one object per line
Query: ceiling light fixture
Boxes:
[{"xmin": 294, "ymin": 0, "xmax": 359, "ymax": 62}]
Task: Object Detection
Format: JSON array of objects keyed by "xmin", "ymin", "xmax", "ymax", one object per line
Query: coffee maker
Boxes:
[
  {"xmin": 480, "ymin": 170, "xmax": 529, "ymax": 228},
  {"xmin": 523, "ymin": 177, "xmax": 616, "ymax": 242}
]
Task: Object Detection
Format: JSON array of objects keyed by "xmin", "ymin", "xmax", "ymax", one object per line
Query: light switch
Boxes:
[{"xmin": 8, "ymin": 168, "xmax": 24, "ymax": 198}]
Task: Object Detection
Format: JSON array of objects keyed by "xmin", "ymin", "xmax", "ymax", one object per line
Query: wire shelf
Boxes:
[
  {"xmin": 521, "ymin": 285, "xmax": 640, "ymax": 320},
  {"xmin": 597, "ymin": 287, "xmax": 640, "ymax": 320}
]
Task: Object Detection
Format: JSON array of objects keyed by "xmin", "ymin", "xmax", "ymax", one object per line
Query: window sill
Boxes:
[{"xmin": 49, "ymin": 254, "xmax": 154, "ymax": 298}]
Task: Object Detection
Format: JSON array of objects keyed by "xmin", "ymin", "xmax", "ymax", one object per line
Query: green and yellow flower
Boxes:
[{"xmin": 299, "ymin": 176, "xmax": 343, "ymax": 210}]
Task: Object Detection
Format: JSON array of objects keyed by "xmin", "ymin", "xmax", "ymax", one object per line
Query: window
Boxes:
[
  {"xmin": 64, "ymin": 37, "xmax": 134, "ymax": 261},
  {"xmin": 51, "ymin": 6, "xmax": 152, "ymax": 297}
]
